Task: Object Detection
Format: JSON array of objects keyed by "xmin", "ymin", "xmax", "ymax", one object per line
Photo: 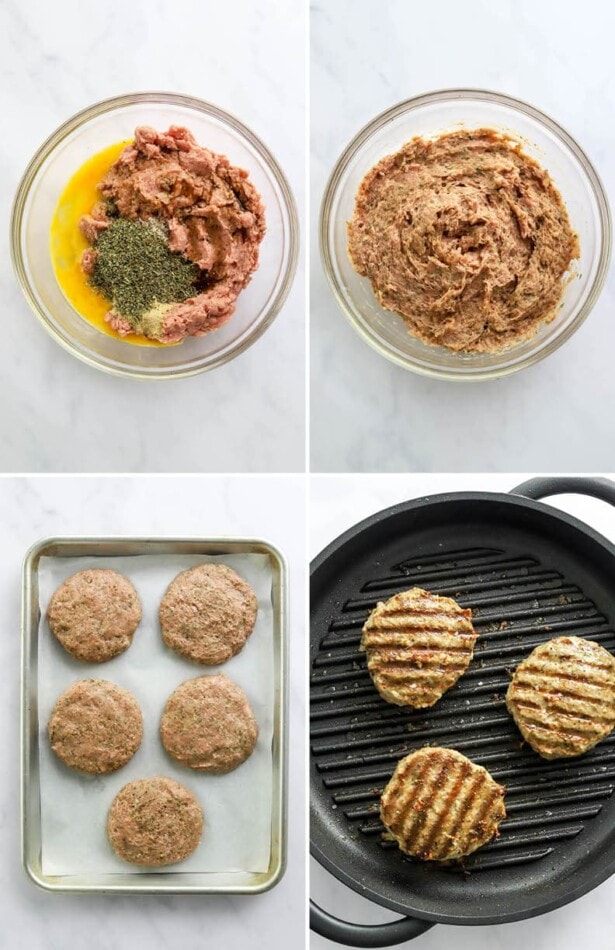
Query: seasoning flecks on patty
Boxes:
[
  {"xmin": 506, "ymin": 636, "xmax": 615, "ymax": 759},
  {"xmin": 348, "ymin": 128, "xmax": 579, "ymax": 353},
  {"xmin": 48, "ymin": 679, "xmax": 143, "ymax": 774},
  {"xmin": 47, "ymin": 568, "xmax": 142, "ymax": 663},
  {"xmin": 160, "ymin": 674, "xmax": 258, "ymax": 773},
  {"xmin": 380, "ymin": 747, "xmax": 506, "ymax": 861},
  {"xmin": 361, "ymin": 587, "xmax": 478, "ymax": 708},
  {"xmin": 159, "ymin": 563, "xmax": 258, "ymax": 665},
  {"xmin": 107, "ymin": 776, "xmax": 204, "ymax": 867}
]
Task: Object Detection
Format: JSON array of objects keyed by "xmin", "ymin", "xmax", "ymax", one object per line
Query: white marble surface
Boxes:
[
  {"xmin": 0, "ymin": 475, "xmax": 306, "ymax": 949},
  {"xmin": 310, "ymin": 473, "xmax": 615, "ymax": 949},
  {"xmin": 0, "ymin": 0, "xmax": 305, "ymax": 473},
  {"xmin": 310, "ymin": 0, "xmax": 615, "ymax": 472}
]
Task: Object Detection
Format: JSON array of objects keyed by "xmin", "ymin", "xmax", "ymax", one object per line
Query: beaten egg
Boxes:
[{"xmin": 50, "ymin": 140, "xmax": 169, "ymax": 348}]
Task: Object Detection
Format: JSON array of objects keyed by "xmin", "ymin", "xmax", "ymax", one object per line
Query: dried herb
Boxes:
[
  {"xmin": 90, "ymin": 217, "xmax": 198, "ymax": 323},
  {"xmin": 103, "ymin": 199, "xmax": 119, "ymax": 217}
]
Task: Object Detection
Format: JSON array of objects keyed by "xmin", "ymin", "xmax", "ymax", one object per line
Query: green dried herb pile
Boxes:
[{"xmin": 90, "ymin": 217, "xmax": 198, "ymax": 322}]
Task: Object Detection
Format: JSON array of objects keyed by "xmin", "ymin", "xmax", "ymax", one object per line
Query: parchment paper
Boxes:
[{"xmin": 37, "ymin": 552, "xmax": 274, "ymax": 875}]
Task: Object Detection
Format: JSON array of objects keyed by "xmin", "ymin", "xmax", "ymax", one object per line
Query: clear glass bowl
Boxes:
[
  {"xmin": 320, "ymin": 89, "xmax": 611, "ymax": 381},
  {"xmin": 11, "ymin": 92, "xmax": 298, "ymax": 379}
]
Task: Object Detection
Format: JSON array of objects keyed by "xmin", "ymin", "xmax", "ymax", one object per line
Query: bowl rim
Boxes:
[
  {"xmin": 320, "ymin": 87, "xmax": 612, "ymax": 382},
  {"xmin": 10, "ymin": 90, "xmax": 299, "ymax": 380}
]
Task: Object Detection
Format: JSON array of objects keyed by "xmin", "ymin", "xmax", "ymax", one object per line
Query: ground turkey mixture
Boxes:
[
  {"xmin": 80, "ymin": 126, "xmax": 266, "ymax": 343},
  {"xmin": 347, "ymin": 129, "xmax": 579, "ymax": 353}
]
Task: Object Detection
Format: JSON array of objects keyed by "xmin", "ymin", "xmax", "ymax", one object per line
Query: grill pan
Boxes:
[{"xmin": 310, "ymin": 477, "xmax": 615, "ymax": 946}]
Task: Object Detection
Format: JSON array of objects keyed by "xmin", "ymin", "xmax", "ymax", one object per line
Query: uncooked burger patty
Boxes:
[
  {"xmin": 160, "ymin": 674, "xmax": 258, "ymax": 773},
  {"xmin": 380, "ymin": 747, "xmax": 506, "ymax": 861},
  {"xmin": 506, "ymin": 636, "xmax": 615, "ymax": 759},
  {"xmin": 48, "ymin": 679, "xmax": 143, "ymax": 774},
  {"xmin": 107, "ymin": 777, "xmax": 204, "ymax": 867},
  {"xmin": 47, "ymin": 568, "xmax": 142, "ymax": 663},
  {"xmin": 159, "ymin": 563, "xmax": 257, "ymax": 665},
  {"xmin": 361, "ymin": 587, "xmax": 478, "ymax": 708}
]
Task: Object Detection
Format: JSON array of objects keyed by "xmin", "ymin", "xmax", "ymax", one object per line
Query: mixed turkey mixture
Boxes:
[{"xmin": 347, "ymin": 128, "xmax": 579, "ymax": 353}]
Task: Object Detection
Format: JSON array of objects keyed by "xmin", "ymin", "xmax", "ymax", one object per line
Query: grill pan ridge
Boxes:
[{"xmin": 310, "ymin": 479, "xmax": 615, "ymax": 943}]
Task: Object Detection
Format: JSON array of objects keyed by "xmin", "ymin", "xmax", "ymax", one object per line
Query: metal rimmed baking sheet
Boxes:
[{"xmin": 22, "ymin": 536, "xmax": 287, "ymax": 894}]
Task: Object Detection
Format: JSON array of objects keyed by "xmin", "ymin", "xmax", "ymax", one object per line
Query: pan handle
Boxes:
[
  {"xmin": 512, "ymin": 476, "xmax": 615, "ymax": 507},
  {"xmin": 310, "ymin": 899, "xmax": 434, "ymax": 947}
]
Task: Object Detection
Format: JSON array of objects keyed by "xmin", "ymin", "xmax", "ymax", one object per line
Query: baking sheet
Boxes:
[{"xmin": 37, "ymin": 552, "xmax": 274, "ymax": 876}]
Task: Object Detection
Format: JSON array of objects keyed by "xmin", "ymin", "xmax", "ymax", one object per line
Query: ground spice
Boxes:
[{"xmin": 89, "ymin": 217, "xmax": 198, "ymax": 323}]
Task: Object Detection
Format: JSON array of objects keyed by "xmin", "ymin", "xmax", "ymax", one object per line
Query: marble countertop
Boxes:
[
  {"xmin": 0, "ymin": 475, "xmax": 305, "ymax": 949},
  {"xmin": 311, "ymin": 0, "xmax": 615, "ymax": 472},
  {"xmin": 310, "ymin": 473, "xmax": 615, "ymax": 950},
  {"xmin": 0, "ymin": 0, "xmax": 305, "ymax": 473}
]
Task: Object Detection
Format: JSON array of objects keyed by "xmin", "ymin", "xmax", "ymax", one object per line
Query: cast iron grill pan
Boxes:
[{"xmin": 310, "ymin": 479, "xmax": 615, "ymax": 944}]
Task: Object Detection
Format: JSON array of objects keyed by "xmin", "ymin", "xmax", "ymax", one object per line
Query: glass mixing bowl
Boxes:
[
  {"xmin": 11, "ymin": 92, "xmax": 298, "ymax": 379},
  {"xmin": 320, "ymin": 89, "xmax": 611, "ymax": 381}
]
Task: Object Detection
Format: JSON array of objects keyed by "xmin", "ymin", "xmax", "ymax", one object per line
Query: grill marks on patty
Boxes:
[
  {"xmin": 506, "ymin": 636, "xmax": 615, "ymax": 759},
  {"xmin": 361, "ymin": 588, "xmax": 478, "ymax": 708},
  {"xmin": 353, "ymin": 586, "xmax": 615, "ymax": 868},
  {"xmin": 380, "ymin": 747, "xmax": 506, "ymax": 861}
]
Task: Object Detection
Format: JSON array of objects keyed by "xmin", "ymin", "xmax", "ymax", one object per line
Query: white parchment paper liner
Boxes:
[{"xmin": 37, "ymin": 552, "xmax": 273, "ymax": 876}]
